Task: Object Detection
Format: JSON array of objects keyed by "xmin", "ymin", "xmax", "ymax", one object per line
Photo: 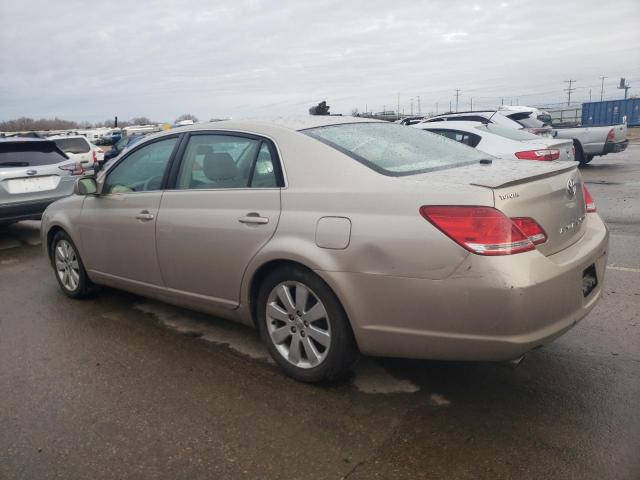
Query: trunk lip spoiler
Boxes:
[{"xmin": 471, "ymin": 165, "xmax": 577, "ymax": 189}]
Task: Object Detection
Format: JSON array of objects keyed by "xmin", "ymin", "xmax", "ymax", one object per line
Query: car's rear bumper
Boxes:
[
  {"xmin": 0, "ymin": 197, "xmax": 64, "ymax": 223},
  {"xmin": 604, "ymin": 139, "xmax": 629, "ymax": 154},
  {"xmin": 320, "ymin": 213, "xmax": 609, "ymax": 362}
]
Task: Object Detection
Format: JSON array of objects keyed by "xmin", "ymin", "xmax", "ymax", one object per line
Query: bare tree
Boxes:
[
  {"xmin": 0, "ymin": 117, "xmax": 80, "ymax": 132},
  {"xmin": 129, "ymin": 117, "xmax": 152, "ymax": 125}
]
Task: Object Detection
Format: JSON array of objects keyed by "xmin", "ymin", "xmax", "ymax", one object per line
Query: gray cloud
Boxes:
[{"xmin": 0, "ymin": 0, "xmax": 638, "ymax": 122}]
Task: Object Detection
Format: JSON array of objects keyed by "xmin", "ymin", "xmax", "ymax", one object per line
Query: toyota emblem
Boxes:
[{"xmin": 566, "ymin": 177, "xmax": 577, "ymax": 199}]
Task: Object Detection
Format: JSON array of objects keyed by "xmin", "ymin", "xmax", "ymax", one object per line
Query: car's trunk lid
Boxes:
[{"xmin": 414, "ymin": 160, "xmax": 586, "ymax": 256}]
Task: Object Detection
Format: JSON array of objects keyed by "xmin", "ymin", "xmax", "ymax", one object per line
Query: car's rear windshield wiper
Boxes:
[{"xmin": 0, "ymin": 161, "xmax": 30, "ymax": 167}]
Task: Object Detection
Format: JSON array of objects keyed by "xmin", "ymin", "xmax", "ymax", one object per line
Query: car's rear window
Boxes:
[
  {"xmin": 506, "ymin": 112, "xmax": 547, "ymax": 129},
  {"xmin": 53, "ymin": 137, "xmax": 90, "ymax": 154},
  {"xmin": 474, "ymin": 124, "xmax": 540, "ymax": 141},
  {"xmin": 304, "ymin": 122, "xmax": 487, "ymax": 176},
  {"xmin": 0, "ymin": 141, "xmax": 68, "ymax": 167}
]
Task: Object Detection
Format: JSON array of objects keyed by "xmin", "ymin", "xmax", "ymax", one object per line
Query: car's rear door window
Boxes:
[
  {"xmin": 0, "ymin": 141, "xmax": 68, "ymax": 167},
  {"xmin": 176, "ymin": 134, "xmax": 280, "ymax": 189},
  {"xmin": 304, "ymin": 122, "xmax": 487, "ymax": 176}
]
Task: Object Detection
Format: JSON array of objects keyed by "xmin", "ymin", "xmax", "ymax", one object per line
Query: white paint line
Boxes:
[
  {"xmin": 607, "ymin": 265, "xmax": 640, "ymax": 273},
  {"xmin": 352, "ymin": 359, "xmax": 420, "ymax": 394}
]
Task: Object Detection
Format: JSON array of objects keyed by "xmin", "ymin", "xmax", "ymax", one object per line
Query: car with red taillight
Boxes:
[
  {"xmin": 422, "ymin": 107, "xmax": 628, "ymax": 165},
  {"xmin": 40, "ymin": 117, "xmax": 608, "ymax": 382},
  {"xmin": 0, "ymin": 137, "xmax": 80, "ymax": 225},
  {"xmin": 415, "ymin": 121, "xmax": 574, "ymax": 162}
]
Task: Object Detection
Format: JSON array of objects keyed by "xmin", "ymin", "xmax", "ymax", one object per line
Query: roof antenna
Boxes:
[{"xmin": 484, "ymin": 108, "xmax": 499, "ymax": 125}]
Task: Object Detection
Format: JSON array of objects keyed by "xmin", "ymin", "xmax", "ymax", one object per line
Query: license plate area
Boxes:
[
  {"xmin": 5, "ymin": 176, "xmax": 60, "ymax": 194},
  {"xmin": 582, "ymin": 264, "xmax": 598, "ymax": 297}
]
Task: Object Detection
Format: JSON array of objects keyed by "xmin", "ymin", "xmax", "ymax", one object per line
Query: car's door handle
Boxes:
[
  {"xmin": 135, "ymin": 210, "xmax": 155, "ymax": 221},
  {"xmin": 238, "ymin": 213, "xmax": 269, "ymax": 225}
]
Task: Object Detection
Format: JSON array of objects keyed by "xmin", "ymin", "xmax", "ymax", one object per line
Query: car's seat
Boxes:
[{"xmin": 202, "ymin": 152, "xmax": 240, "ymax": 188}]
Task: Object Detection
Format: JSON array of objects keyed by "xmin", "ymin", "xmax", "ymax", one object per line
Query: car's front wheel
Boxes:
[
  {"xmin": 51, "ymin": 231, "xmax": 93, "ymax": 299},
  {"xmin": 257, "ymin": 266, "xmax": 358, "ymax": 382}
]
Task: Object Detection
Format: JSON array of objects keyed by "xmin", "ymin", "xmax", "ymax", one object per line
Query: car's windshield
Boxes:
[
  {"xmin": 304, "ymin": 122, "xmax": 487, "ymax": 176},
  {"xmin": 474, "ymin": 124, "xmax": 541, "ymax": 141}
]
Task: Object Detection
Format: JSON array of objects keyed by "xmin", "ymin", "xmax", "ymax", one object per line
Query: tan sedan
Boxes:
[{"xmin": 41, "ymin": 117, "xmax": 609, "ymax": 382}]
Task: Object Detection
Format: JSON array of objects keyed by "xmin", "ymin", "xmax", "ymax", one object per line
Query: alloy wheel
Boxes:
[
  {"xmin": 266, "ymin": 281, "xmax": 331, "ymax": 369},
  {"xmin": 55, "ymin": 239, "xmax": 80, "ymax": 292}
]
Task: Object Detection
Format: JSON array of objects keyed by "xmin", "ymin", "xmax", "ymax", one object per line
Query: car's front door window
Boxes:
[{"xmin": 103, "ymin": 137, "xmax": 178, "ymax": 194}]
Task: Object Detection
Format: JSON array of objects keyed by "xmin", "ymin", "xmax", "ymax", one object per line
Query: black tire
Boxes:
[
  {"xmin": 50, "ymin": 230, "xmax": 93, "ymax": 299},
  {"xmin": 575, "ymin": 141, "xmax": 591, "ymax": 166},
  {"xmin": 256, "ymin": 265, "xmax": 359, "ymax": 383}
]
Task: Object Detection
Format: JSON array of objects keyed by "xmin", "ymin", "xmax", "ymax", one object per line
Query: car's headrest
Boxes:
[{"xmin": 203, "ymin": 152, "xmax": 237, "ymax": 181}]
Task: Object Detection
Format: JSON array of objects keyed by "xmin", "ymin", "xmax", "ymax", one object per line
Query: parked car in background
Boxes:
[
  {"xmin": 415, "ymin": 121, "xmax": 575, "ymax": 162},
  {"xmin": 103, "ymin": 133, "xmax": 146, "ymax": 162},
  {"xmin": 89, "ymin": 142, "xmax": 105, "ymax": 164},
  {"xmin": 41, "ymin": 117, "xmax": 607, "ymax": 382},
  {"xmin": 0, "ymin": 138, "xmax": 82, "ymax": 224},
  {"xmin": 423, "ymin": 110, "xmax": 554, "ymax": 137},
  {"xmin": 396, "ymin": 116, "xmax": 427, "ymax": 126},
  {"xmin": 48, "ymin": 135, "xmax": 97, "ymax": 170},
  {"xmin": 425, "ymin": 107, "xmax": 628, "ymax": 164}
]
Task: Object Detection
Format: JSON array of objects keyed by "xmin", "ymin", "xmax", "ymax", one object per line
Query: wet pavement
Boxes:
[{"xmin": 1, "ymin": 145, "xmax": 639, "ymax": 479}]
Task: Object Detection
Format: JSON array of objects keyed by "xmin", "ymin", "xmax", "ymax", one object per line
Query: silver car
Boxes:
[
  {"xmin": 1, "ymin": 138, "xmax": 81, "ymax": 225},
  {"xmin": 41, "ymin": 117, "xmax": 609, "ymax": 382}
]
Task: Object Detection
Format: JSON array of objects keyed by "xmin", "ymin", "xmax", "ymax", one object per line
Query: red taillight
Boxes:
[
  {"xmin": 515, "ymin": 149, "xmax": 560, "ymax": 161},
  {"xmin": 606, "ymin": 129, "xmax": 615, "ymax": 142},
  {"xmin": 583, "ymin": 184, "xmax": 596, "ymax": 213},
  {"xmin": 511, "ymin": 217, "xmax": 547, "ymax": 245},
  {"xmin": 419, "ymin": 206, "xmax": 540, "ymax": 256},
  {"xmin": 59, "ymin": 162, "xmax": 84, "ymax": 176}
]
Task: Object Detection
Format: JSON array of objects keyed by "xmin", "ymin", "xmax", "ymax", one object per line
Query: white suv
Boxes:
[{"xmin": 48, "ymin": 135, "xmax": 96, "ymax": 169}]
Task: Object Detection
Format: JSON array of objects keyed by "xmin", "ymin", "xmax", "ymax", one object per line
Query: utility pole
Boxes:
[
  {"xmin": 501, "ymin": 98, "xmax": 504, "ymax": 106},
  {"xmin": 410, "ymin": 98, "xmax": 414, "ymax": 115},
  {"xmin": 449, "ymin": 100, "xmax": 452, "ymax": 112},
  {"xmin": 470, "ymin": 97, "xmax": 473, "ymax": 111},
  {"xmin": 600, "ymin": 76, "xmax": 607, "ymax": 101},
  {"xmin": 589, "ymin": 89, "xmax": 592, "ymax": 102},
  {"xmin": 397, "ymin": 93, "xmax": 400, "ymax": 119},
  {"xmin": 454, "ymin": 89, "xmax": 461, "ymax": 112},
  {"xmin": 417, "ymin": 96, "xmax": 421, "ymax": 115},
  {"xmin": 564, "ymin": 79, "xmax": 576, "ymax": 106}
]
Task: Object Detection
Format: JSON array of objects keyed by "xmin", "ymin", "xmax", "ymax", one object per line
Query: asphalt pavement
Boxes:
[{"xmin": 1, "ymin": 144, "xmax": 639, "ymax": 480}]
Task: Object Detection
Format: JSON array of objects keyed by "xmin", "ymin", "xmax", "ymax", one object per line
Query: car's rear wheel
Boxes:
[
  {"xmin": 257, "ymin": 266, "xmax": 358, "ymax": 382},
  {"xmin": 51, "ymin": 231, "xmax": 92, "ymax": 299}
]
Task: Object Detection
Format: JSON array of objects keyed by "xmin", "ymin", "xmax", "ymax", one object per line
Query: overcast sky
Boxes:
[{"xmin": 0, "ymin": 0, "xmax": 638, "ymax": 122}]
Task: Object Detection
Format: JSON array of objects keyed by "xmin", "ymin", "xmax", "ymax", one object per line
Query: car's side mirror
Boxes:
[{"xmin": 74, "ymin": 177, "xmax": 98, "ymax": 195}]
